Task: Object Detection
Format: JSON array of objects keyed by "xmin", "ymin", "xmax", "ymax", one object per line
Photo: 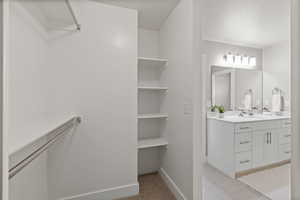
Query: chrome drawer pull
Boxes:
[
  {"xmin": 240, "ymin": 160, "xmax": 250, "ymax": 164},
  {"xmin": 240, "ymin": 141, "xmax": 250, "ymax": 145},
  {"xmin": 284, "ymin": 151, "xmax": 291, "ymax": 154},
  {"xmin": 240, "ymin": 127, "xmax": 250, "ymax": 130}
]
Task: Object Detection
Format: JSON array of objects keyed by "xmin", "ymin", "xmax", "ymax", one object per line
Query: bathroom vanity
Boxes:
[{"xmin": 207, "ymin": 114, "xmax": 291, "ymax": 178}]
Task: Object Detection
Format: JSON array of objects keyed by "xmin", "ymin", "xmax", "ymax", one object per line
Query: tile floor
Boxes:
[
  {"xmin": 239, "ymin": 164, "xmax": 290, "ymax": 200},
  {"xmin": 203, "ymin": 163, "xmax": 270, "ymax": 200},
  {"xmin": 120, "ymin": 164, "xmax": 270, "ymax": 200}
]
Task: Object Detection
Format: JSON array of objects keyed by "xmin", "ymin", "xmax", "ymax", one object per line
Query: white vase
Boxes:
[{"xmin": 218, "ymin": 113, "xmax": 225, "ymax": 118}]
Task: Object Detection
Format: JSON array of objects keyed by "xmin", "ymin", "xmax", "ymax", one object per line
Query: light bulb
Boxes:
[
  {"xmin": 226, "ymin": 53, "xmax": 234, "ymax": 65},
  {"xmin": 249, "ymin": 57, "xmax": 256, "ymax": 66},
  {"xmin": 242, "ymin": 56, "xmax": 249, "ymax": 66},
  {"xmin": 235, "ymin": 55, "xmax": 242, "ymax": 65}
]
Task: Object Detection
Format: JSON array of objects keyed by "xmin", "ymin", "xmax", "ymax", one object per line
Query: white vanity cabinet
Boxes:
[{"xmin": 207, "ymin": 117, "xmax": 291, "ymax": 178}]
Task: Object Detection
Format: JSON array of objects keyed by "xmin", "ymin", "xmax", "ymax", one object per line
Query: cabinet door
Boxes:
[
  {"xmin": 264, "ymin": 130, "xmax": 279, "ymax": 164},
  {"xmin": 253, "ymin": 130, "xmax": 268, "ymax": 167},
  {"xmin": 253, "ymin": 129, "xmax": 279, "ymax": 168}
]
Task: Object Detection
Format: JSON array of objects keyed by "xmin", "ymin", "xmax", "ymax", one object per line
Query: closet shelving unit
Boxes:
[{"xmin": 137, "ymin": 57, "xmax": 169, "ymax": 153}]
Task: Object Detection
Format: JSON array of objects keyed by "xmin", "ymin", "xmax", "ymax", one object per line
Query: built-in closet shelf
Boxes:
[
  {"xmin": 138, "ymin": 86, "xmax": 168, "ymax": 91},
  {"xmin": 137, "ymin": 113, "xmax": 168, "ymax": 119},
  {"xmin": 138, "ymin": 138, "xmax": 168, "ymax": 149},
  {"xmin": 138, "ymin": 57, "xmax": 168, "ymax": 67}
]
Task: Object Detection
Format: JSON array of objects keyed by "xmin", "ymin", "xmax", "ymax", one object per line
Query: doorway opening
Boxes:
[{"xmin": 201, "ymin": 0, "xmax": 292, "ymax": 199}]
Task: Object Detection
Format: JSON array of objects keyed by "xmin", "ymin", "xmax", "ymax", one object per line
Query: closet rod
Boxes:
[
  {"xmin": 65, "ymin": 0, "xmax": 81, "ymax": 31},
  {"xmin": 9, "ymin": 116, "xmax": 82, "ymax": 180}
]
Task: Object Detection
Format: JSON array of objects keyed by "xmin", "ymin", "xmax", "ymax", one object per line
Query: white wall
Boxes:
[
  {"xmin": 8, "ymin": 1, "xmax": 138, "ymax": 200},
  {"xmin": 8, "ymin": 0, "xmax": 52, "ymax": 155},
  {"xmin": 47, "ymin": 2, "xmax": 138, "ymax": 199},
  {"xmin": 9, "ymin": 137, "xmax": 49, "ymax": 200},
  {"xmin": 138, "ymin": 28, "xmax": 159, "ymax": 58},
  {"xmin": 263, "ymin": 41, "xmax": 291, "ymax": 110},
  {"xmin": 291, "ymin": 1, "xmax": 300, "ymax": 198},
  {"xmin": 159, "ymin": 0, "xmax": 194, "ymax": 199},
  {"xmin": 9, "ymin": 2, "xmax": 50, "ymax": 200},
  {"xmin": 203, "ymin": 0, "xmax": 290, "ymax": 48},
  {"xmin": 2, "ymin": 0, "xmax": 10, "ymax": 199}
]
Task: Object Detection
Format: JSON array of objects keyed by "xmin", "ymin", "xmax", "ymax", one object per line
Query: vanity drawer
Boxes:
[
  {"xmin": 235, "ymin": 124, "xmax": 253, "ymax": 133},
  {"xmin": 279, "ymin": 143, "xmax": 291, "ymax": 161},
  {"xmin": 236, "ymin": 151, "xmax": 252, "ymax": 171},
  {"xmin": 252, "ymin": 121, "xmax": 282, "ymax": 131},
  {"xmin": 279, "ymin": 128, "xmax": 292, "ymax": 144},
  {"xmin": 235, "ymin": 133, "xmax": 252, "ymax": 153}
]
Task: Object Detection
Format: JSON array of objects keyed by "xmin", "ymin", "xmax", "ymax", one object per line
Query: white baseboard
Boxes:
[
  {"xmin": 159, "ymin": 168, "xmax": 187, "ymax": 200},
  {"xmin": 59, "ymin": 183, "xmax": 139, "ymax": 200}
]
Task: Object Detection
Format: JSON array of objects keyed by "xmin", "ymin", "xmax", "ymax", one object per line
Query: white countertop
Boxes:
[{"xmin": 207, "ymin": 113, "xmax": 291, "ymax": 123}]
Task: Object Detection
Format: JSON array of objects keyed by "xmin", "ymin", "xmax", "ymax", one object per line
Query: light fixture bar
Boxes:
[{"xmin": 223, "ymin": 52, "xmax": 257, "ymax": 68}]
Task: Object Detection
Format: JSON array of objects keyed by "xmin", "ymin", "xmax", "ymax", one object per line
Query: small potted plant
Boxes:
[
  {"xmin": 207, "ymin": 105, "xmax": 218, "ymax": 117},
  {"xmin": 217, "ymin": 106, "xmax": 225, "ymax": 118}
]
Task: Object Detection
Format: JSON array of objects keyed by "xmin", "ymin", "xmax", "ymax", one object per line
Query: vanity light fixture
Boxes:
[{"xmin": 223, "ymin": 53, "xmax": 257, "ymax": 68}]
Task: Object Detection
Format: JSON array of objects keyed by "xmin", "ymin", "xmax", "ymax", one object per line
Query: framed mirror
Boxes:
[{"xmin": 211, "ymin": 66, "xmax": 263, "ymax": 111}]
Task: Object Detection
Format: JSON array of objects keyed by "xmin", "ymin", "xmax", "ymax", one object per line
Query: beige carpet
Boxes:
[{"xmin": 239, "ymin": 164, "xmax": 290, "ymax": 200}]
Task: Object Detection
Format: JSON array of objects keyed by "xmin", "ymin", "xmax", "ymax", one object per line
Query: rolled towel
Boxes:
[
  {"xmin": 272, "ymin": 93, "xmax": 281, "ymax": 112},
  {"xmin": 244, "ymin": 93, "xmax": 252, "ymax": 110}
]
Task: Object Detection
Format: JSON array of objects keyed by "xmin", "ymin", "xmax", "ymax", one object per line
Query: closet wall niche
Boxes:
[{"xmin": 137, "ymin": 29, "xmax": 169, "ymax": 175}]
